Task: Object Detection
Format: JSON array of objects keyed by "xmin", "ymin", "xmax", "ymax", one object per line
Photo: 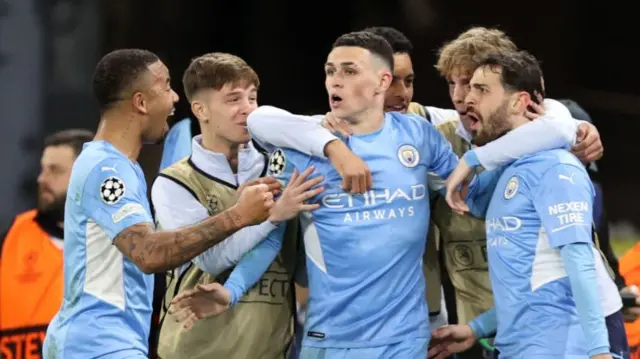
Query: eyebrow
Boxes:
[
  {"xmin": 225, "ymin": 88, "xmax": 257, "ymax": 97},
  {"xmin": 325, "ymin": 61, "xmax": 357, "ymax": 67},
  {"xmin": 472, "ymin": 83, "xmax": 489, "ymax": 91}
]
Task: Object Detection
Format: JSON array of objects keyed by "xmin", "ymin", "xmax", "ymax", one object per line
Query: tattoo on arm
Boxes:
[{"xmin": 114, "ymin": 209, "xmax": 244, "ymax": 274}]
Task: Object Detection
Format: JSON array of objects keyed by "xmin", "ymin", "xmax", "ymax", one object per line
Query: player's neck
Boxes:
[
  {"xmin": 348, "ymin": 107, "xmax": 385, "ymax": 135},
  {"xmin": 94, "ymin": 111, "xmax": 143, "ymax": 162},
  {"xmin": 508, "ymin": 114, "xmax": 529, "ymax": 131},
  {"xmin": 201, "ymin": 131, "xmax": 241, "ymax": 172}
]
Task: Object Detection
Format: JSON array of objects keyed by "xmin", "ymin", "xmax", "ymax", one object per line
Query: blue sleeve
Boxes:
[
  {"xmin": 82, "ymin": 158, "xmax": 153, "ymax": 241},
  {"xmin": 464, "ymin": 168, "xmax": 505, "ymax": 219},
  {"xmin": 560, "ymin": 243, "xmax": 610, "ymax": 356},
  {"xmin": 468, "ymin": 307, "xmax": 497, "ymax": 338},
  {"xmin": 224, "ymin": 224, "xmax": 287, "ymax": 305},
  {"xmin": 532, "ymin": 164, "xmax": 594, "ymax": 248},
  {"xmin": 417, "ymin": 118, "xmax": 460, "ymax": 194},
  {"xmin": 224, "ymin": 146, "xmax": 309, "ymax": 305}
]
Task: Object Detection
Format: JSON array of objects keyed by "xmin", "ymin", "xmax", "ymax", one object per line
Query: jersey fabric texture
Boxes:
[{"xmin": 43, "ymin": 141, "xmax": 154, "ymax": 359}]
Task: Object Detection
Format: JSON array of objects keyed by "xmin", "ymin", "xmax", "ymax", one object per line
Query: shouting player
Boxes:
[
  {"xmin": 431, "ymin": 50, "xmax": 613, "ymax": 359},
  {"xmin": 42, "ymin": 49, "xmax": 284, "ymax": 359}
]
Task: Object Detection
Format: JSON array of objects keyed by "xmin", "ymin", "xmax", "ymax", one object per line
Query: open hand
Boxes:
[
  {"xmin": 269, "ymin": 166, "xmax": 325, "ymax": 224},
  {"xmin": 168, "ymin": 282, "xmax": 232, "ymax": 330},
  {"xmin": 428, "ymin": 325, "xmax": 477, "ymax": 359}
]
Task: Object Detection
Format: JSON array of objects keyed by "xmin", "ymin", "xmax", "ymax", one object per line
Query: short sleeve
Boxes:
[
  {"xmin": 532, "ymin": 164, "xmax": 594, "ymax": 248},
  {"xmin": 82, "ymin": 158, "xmax": 153, "ymax": 240},
  {"xmin": 415, "ymin": 117, "xmax": 459, "ymax": 193}
]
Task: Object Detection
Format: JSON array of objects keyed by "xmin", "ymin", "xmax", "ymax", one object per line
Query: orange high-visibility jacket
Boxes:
[
  {"xmin": 620, "ymin": 242, "xmax": 640, "ymax": 351},
  {"xmin": 0, "ymin": 210, "xmax": 63, "ymax": 359}
]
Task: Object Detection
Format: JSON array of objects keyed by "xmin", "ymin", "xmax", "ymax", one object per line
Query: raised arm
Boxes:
[{"xmin": 247, "ymin": 105, "xmax": 337, "ymax": 157}]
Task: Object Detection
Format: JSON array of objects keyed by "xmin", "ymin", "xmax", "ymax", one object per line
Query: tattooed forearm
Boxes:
[{"xmin": 113, "ymin": 209, "xmax": 245, "ymax": 274}]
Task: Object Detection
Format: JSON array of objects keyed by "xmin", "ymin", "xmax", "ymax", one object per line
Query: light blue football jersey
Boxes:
[
  {"xmin": 43, "ymin": 141, "xmax": 154, "ymax": 359},
  {"xmin": 261, "ymin": 112, "xmax": 470, "ymax": 349},
  {"xmin": 482, "ymin": 149, "xmax": 596, "ymax": 358}
]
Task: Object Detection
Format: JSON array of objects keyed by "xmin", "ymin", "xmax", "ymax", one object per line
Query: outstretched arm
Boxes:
[{"xmin": 248, "ymin": 106, "xmax": 337, "ymax": 157}]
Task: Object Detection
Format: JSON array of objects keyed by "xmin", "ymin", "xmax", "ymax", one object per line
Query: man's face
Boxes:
[
  {"xmin": 199, "ymin": 83, "xmax": 258, "ymax": 144},
  {"xmin": 140, "ymin": 61, "xmax": 179, "ymax": 144},
  {"xmin": 37, "ymin": 145, "xmax": 76, "ymax": 219},
  {"xmin": 447, "ymin": 68, "xmax": 477, "ymax": 134},
  {"xmin": 464, "ymin": 65, "xmax": 513, "ymax": 146},
  {"xmin": 325, "ymin": 46, "xmax": 381, "ymax": 120},
  {"xmin": 384, "ymin": 53, "xmax": 414, "ymax": 113}
]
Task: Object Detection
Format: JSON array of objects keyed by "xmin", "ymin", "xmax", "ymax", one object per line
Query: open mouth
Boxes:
[
  {"xmin": 465, "ymin": 111, "xmax": 482, "ymax": 130},
  {"xmin": 386, "ymin": 104, "xmax": 407, "ymax": 112},
  {"xmin": 330, "ymin": 94, "xmax": 343, "ymax": 107}
]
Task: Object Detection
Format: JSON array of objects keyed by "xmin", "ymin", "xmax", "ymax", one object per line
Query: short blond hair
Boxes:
[
  {"xmin": 182, "ymin": 52, "xmax": 259, "ymax": 102},
  {"xmin": 435, "ymin": 27, "xmax": 517, "ymax": 78}
]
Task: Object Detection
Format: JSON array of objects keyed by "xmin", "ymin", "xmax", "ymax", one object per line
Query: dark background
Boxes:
[{"xmin": 1, "ymin": 0, "xmax": 636, "ymax": 231}]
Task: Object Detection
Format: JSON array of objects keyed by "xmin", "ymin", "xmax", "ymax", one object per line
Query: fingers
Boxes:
[
  {"xmin": 171, "ymin": 306, "xmax": 194, "ymax": 323},
  {"xmin": 295, "ymin": 186, "xmax": 325, "ymax": 203},
  {"xmin": 366, "ymin": 170, "xmax": 373, "ymax": 191},
  {"xmin": 258, "ymin": 177, "xmax": 282, "ymax": 193},
  {"xmin": 292, "ymin": 166, "xmax": 315, "ymax": 187},
  {"xmin": 288, "ymin": 168, "xmax": 299, "ymax": 185},
  {"xmin": 427, "ymin": 343, "xmax": 449, "ymax": 359},
  {"xmin": 524, "ymin": 110, "xmax": 540, "ymax": 120},
  {"xmin": 170, "ymin": 288, "xmax": 197, "ymax": 307},
  {"xmin": 325, "ymin": 112, "xmax": 352, "ymax": 137},
  {"xmin": 295, "ymin": 175, "xmax": 324, "ymax": 193},
  {"xmin": 183, "ymin": 312, "xmax": 200, "ymax": 330},
  {"xmin": 300, "ymin": 203, "xmax": 321, "ymax": 212}
]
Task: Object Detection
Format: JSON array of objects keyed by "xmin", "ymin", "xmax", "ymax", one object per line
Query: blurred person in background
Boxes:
[
  {"xmin": 0, "ymin": 129, "xmax": 93, "ymax": 358},
  {"xmin": 153, "ymin": 52, "xmax": 316, "ymax": 359}
]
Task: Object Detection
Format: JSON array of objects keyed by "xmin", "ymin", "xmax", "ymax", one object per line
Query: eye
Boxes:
[{"xmin": 344, "ymin": 68, "xmax": 356, "ymax": 76}]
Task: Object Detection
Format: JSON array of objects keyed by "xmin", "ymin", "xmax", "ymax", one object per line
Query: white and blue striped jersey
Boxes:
[
  {"xmin": 469, "ymin": 149, "xmax": 609, "ymax": 358},
  {"xmin": 43, "ymin": 141, "xmax": 154, "ymax": 359}
]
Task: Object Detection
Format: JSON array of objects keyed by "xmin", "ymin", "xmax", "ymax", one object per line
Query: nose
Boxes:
[
  {"xmin": 452, "ymin": 84, "xmax": 468, "ymax": 106},
  {"xmin": 171, "ymin": 89, "xmax": 179, "ymax": 103}
]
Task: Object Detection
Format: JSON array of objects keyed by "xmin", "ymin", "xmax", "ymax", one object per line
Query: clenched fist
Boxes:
[{"xmin": 232, "ymin": 184, "xmax": 274, "ymax": 227}]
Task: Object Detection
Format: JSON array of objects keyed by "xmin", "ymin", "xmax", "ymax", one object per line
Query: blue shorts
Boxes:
[{"xmin": 299, "ymin": 338, "xmax": 428, "ymax": 359}]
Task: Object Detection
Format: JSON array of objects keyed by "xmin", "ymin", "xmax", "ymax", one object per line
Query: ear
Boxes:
[
  {"xmin": 132, "ymin": 91, "xmax": 147, "ymax": 115},
  {"xmin": 376, "ymin": 70, "xmax": 393, "ymax": 95},
  {"xmin": 511, "ymin": 91, "xmax": 531, "ymax": 113},
  {"xmin": 191, "ymin": 100, "xmax": 209, "ymax": 123}
]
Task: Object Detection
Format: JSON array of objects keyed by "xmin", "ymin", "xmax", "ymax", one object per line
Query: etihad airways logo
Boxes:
[{"xmin": 320, "ymin": 184, "xmax": 426, "ymax": 222}]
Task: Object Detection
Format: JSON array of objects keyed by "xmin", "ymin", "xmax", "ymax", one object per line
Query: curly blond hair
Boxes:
[{"xmin": 435, "ymin": 27, "xmax": 517, "ymax": 78}]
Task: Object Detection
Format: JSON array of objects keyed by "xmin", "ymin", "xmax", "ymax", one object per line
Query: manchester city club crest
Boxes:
[
  {"xmin": 397, "ymin": 144, "xmax": 420, "ymax": 168},
  {"xmin": 504, "ymin": 176, "xmax": 519, "ymax": 199}
]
